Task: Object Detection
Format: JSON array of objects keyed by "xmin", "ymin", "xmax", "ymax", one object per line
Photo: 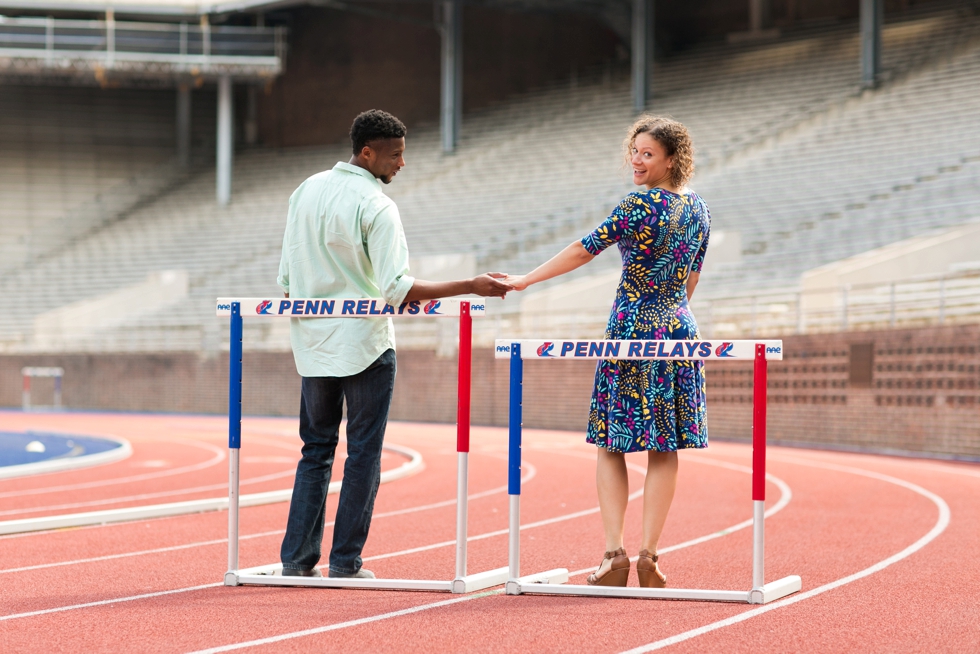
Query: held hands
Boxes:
[
  {"xmin": 468, "ymin": 272, "xmax": 531, "ymax": 298},
  {"xmin": 470, "ymin": 272, "xmax": 515, "ymax": 298}
]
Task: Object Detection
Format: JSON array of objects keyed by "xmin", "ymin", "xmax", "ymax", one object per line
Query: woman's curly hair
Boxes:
[{"xmin": 623, "ymin": 115, "xmax": 695, "ymax": 188}]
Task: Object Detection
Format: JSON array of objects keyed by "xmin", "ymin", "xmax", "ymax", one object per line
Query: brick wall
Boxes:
[
  {"xmin": 2, "ymin": 323, "xmax": 977, "ymax": 457},
  {"xmin": 707, "ymin": 324, "xmax": 980, "ymax": 457},
  {"xmin": 0, "ymin": 352, "xmax": 299, "ymax": 417}
]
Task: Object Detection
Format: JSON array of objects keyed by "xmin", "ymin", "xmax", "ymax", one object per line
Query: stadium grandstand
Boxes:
[
  {"xmin": 1, "ymin": 0, "xmax": 978, "ymax": 448},
  {"xmin": 3, "ymin": 2, "xmax": 980, "ymax": 650}
]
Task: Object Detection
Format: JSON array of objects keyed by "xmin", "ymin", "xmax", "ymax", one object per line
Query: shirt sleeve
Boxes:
[
  {"xmin": 277, "ymin": 196, "xmax": 294, "ymax": 294},
  {"xmin": 580, "ymin": 192, "xmax": 654, "ymax": 255},
  {"xmin": 691, "ymin": 204, "xmax": 711, "ymax": 274},
  {"xmin": 365, "ymin": 199, "xmax": 415, "ymax": 307}
]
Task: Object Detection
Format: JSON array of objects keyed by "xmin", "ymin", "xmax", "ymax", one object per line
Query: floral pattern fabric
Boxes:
[{"xmin": 580, "ymin": 189, "xmax": 711, "ymax": 453}]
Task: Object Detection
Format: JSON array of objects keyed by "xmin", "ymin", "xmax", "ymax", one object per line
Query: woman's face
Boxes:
[{"xmin": 631, "ymin": 132, "xmax": 673, "ymax": 189}]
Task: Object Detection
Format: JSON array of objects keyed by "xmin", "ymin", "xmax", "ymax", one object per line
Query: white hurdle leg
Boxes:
[
  {"xmin": 455, "ymin": 451, "xmax": 468, "ymax": 581},
  {"xmin": 225, "ymin": 449, "xmax": 240, "ymax": 586},
  {"xmin": 750, "ymin": 499, "xmax": 765, "ymax": 598},
  {"xmin": 506, "ymin": 494, "xmax": 521, "ymax": 594}
]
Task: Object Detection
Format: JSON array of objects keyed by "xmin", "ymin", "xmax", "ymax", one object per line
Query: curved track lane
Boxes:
[{"xmin": 0, "ymin": 414, "xmax": 977, "ymax": 652}]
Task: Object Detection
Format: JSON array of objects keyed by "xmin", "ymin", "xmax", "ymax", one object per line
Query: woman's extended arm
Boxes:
[
  {"xmin": 508, "ymin": 242, "xmax": 594, "ymax": 291},
  {"xmin": 686, "ymin": 271, "xmax": 700, "ymax": 301}
]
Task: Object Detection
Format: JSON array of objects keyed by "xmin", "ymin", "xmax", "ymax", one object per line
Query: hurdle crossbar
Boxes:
[
  {"xmin": 218, "ymin": 297, "xmax": 508, "ymax": 593},
  {"xmin": 495, "ymin": 338, "xmax": 802, "ymax": 604}
]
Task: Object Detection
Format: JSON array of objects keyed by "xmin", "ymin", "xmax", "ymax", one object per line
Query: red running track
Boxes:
[{"xmin": 0, "ymin": 411, "xmax": 978, "ymax": 653}]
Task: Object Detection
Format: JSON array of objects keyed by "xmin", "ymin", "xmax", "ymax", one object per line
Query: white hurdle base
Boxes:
[
  {"xmin": 507, "ymin": 574, "xmax": 802, "ymax": 604},
  {"xmin": 227, "ymin": 562, "xmax": 509, "ymax": 593}
]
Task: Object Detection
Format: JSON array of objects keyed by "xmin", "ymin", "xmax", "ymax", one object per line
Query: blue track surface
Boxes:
[{"xmin": 0, "ymin": 431, "xmax": 123, "ymax": 467}]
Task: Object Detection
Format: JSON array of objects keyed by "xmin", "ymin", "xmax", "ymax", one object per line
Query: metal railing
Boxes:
[
  {"xmin": 0, "ymin": 16, "xmax": 285, "ymax": 73},
  {"xmin": 6, "ymin": 268, "xmax": 978, "ymax": 354},
  {"xmin": 697, "ymin": 268, "xmax": 980, "ymax": 337},
  {"xmin": 504, "ymin": 268, "xmax": 980, "ymax": 341}
]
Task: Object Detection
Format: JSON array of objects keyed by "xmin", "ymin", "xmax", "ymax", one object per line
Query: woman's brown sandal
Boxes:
[
  {"xmin": 586, "ymin": 547, "xmax": 630, "ymax": 586},
  {"xmin": 636, "ymin": 549, "xmax": 667, "ymax": 588}
]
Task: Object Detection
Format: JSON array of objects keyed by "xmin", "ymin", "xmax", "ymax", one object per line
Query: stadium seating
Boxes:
[
  {"xmin": 0, "ymin": 86, "xmax": 216, "ymax": 276},
  {"xmin": 1, "ymin": 2, "xmax": 978, "ymax": 352}
]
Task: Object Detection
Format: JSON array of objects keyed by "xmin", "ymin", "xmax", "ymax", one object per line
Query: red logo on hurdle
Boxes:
[{"xmin": 715, "ymin": 342, "xmax": 735, "ymax": 357}]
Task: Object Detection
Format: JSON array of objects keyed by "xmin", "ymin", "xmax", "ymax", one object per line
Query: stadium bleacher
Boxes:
[
  {"xmin": 0, "ymin": 85, "xmax": 216, "ymax": 277},
  {"xmin": 1, "ymin": 2, "xmax": 978, "ymax": 352}
]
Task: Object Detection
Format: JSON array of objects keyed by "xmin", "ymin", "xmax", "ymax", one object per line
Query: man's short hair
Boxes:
[{"xmin": 350, "ymin": 110, "xmax": 407, "ymax": 154}]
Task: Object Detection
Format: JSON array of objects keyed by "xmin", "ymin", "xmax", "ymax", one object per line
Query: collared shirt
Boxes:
[{"xmin": 278, "ymin": 162, "xmax": 415, "ymax": 377}]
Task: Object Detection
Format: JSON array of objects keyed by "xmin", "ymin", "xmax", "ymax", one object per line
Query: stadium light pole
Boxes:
[
  {"xmin": 749, "ymin": 0, "xmax": 764, "ymax": 33},
  {"xmin": 632, "ymin": 0, "xmax": 653, "ymax": 114},
  {"xmin": 217, "ymin": 75, "xmax": 233, "ymax": 206},
  {"xmin": 440, "ymin": 0, "xmax": 462, "ymax": 153},
  {"xmin": 860, "ymin": 0, "xmax": 883, "ymax": 89}
]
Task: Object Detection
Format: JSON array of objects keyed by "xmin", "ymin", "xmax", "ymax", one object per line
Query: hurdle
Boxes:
[
  {"xmin": 216, "ymin": 297, "xmax": 510, "ymax": 593},
  {"xmin": 496, "ymin": 338, "xmax": 802, "ymax": 604},
  {"xmin": 21, "ymin": 366, "xmax": 64, "ymax": 411}
]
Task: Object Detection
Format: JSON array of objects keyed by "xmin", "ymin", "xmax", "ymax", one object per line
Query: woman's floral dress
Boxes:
[{"xmin": 580, "ymin": 188, "xmax": 711, "ymax": 453}]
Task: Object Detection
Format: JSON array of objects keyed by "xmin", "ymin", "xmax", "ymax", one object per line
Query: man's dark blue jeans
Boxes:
[{"xmin": 280, "ymin": 348, "xmax": 396, "ymax": 576}]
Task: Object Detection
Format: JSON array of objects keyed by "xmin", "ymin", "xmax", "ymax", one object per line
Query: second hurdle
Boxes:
[
  {"xmin": 217, "ymin": 297, "xmax": 509, "ymax": 593},
  {"xmin": 496, "ymin": 338, "xmax": 802, "ymax": 604}
]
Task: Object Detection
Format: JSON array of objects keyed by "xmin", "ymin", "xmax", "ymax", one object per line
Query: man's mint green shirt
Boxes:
[{"xmin": 278, "ymin": 162, "xmax": 415, "ymax": 378}]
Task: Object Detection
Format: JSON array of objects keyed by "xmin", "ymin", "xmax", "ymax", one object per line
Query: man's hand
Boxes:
[
  {"xmin": 470, "ymin": 272, "xmax": 514, "ymax": 298},
  {"xmin": 403, "ymin": 273, "xmax": 513, "ymax": 303}
]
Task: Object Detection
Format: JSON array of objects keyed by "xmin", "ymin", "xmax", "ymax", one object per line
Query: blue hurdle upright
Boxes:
[
  {"xmin": 497, "ymin": 338, "xmax": 802, "ymax": 604},
  {"xmin": 217, "ymin": 297, "xmax": 509, "ymax": 593}
]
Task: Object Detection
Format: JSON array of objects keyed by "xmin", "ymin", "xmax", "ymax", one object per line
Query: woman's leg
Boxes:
[
  {"xmin": 641, "ymin": 451, "xmax": 678, "ymax": 553},
  {"xmin": 594, "ymin": 447, "xmax": 629, "ymax": 574}
]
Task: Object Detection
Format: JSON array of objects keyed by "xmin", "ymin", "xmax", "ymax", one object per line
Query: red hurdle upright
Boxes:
[{"xmin": 752, "ymin": 342, "xmax": 769, "ymax": 598}]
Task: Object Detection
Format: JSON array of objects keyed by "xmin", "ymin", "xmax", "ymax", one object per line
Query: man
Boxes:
[{"xmin": 277, "ymin": 109, "xmax": 511, "ymax": 578}]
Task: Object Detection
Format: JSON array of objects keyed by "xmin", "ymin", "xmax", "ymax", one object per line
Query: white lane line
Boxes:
[
  {"xmin": 0, "ymin": 456, "xmax": 530, "ymax": 617},
  {"xmin": 0, "ymin": 583, "xmax": 222, "ymax": 622},
  {"xmin": 0, "ymin": 448, "xmax": 780, "ymax": 639},
  {"xmin": 0, "ymin": 528, "xmax": 281, "ymax": 575},
  {"xmin": 183, "ymin": 457, "xmax": 794, "ymax": 653},
  {"xmin": 0, "ymin": 428, "xmax": 303, "ymax": 499},
  {"xmin": 0, "ymin": 434, "xmax": 132, "ymax": 481},
  {"xmin": 560, "ymin": 467, "xmax": 793, "ymax": 579},
  {"xmin": 772, "ymin": 450, "xmax": 980, "ymax": 480},
  {"xmin": 655, "ymin": 459, "xmax": 793, "ymax": 555},
  {"xmin": 0, "ymin": 462, "xmax": 537, "ymax": 575},
  {"xmin": 187, "ymin": 591, "xmax": 502, "ymax": 654},
  {"xmin": 0, "ymin": 468, "xmax": 296, "ymax": 517},
  {"xmin": 0, "ymin": 440, "xmax": 226, "ymax": 498},
  {"xmin": 0, "ymin": 443, "xmax": 421, "ymax": 536},
  {"xmin": 619, "ymin": 458, "xmax": 951, "ymax": 653}
]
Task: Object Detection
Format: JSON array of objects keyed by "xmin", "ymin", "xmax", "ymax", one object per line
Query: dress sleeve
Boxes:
[
  {"xmin": 365, "ymin": 199, "xmax": 416, "ymax": 307},
  {"xmin": 691, "ymin": 204, "xmax": 711, "ymax": 274},
  {"xmin": 580, "ymin": 192, "xmax": 654, "ymax": 255}
]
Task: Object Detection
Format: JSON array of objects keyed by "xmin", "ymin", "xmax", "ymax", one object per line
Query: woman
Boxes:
[{"xmin": 506, "ymin": 115, "xmax": 709, "ymax": 588}]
